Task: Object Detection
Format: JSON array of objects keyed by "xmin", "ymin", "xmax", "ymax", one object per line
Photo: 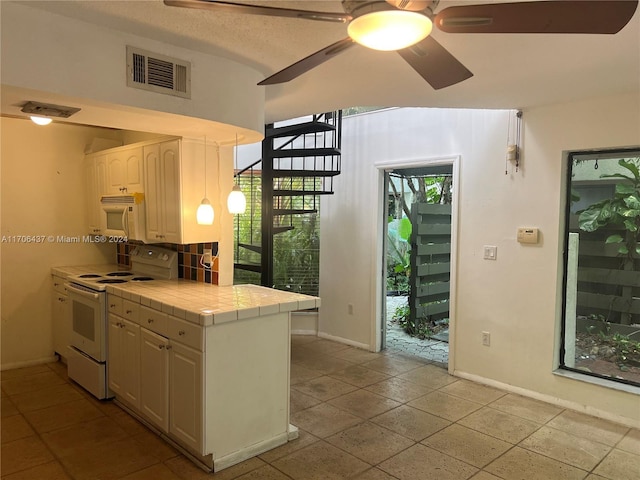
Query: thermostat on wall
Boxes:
[{"xmin": 517, "ymin": 227, "xmax": 539, "ymax": 244}]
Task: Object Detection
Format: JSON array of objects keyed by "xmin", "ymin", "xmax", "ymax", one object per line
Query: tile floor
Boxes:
[{"xmin": 2, "ymin": 335, "xmax": 639, "ymax": 479}]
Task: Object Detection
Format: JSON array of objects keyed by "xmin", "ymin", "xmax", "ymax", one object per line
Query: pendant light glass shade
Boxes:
[
  {"xmin": 227, "ymin": 185, "xmax": 246, "ymax": 214},
  {"xmin": 197, "ymin": 198, "xmax": 214, "ymax": 225},
  {"xmin": 347, "ymin": 10, "xmax": 432, "ymax": 51}
]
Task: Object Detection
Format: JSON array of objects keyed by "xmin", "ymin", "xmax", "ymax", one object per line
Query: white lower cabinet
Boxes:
[
  {"xmin": 108, "ymin": 315, "xmax": 140, "ymax": 408},
  {"xmin": 139, "ymin": 328, "xmax": 169, "ymax": 432},
  {"xmin": 51, "ymin": 276, "xmax": 70, "ymax": 358}
]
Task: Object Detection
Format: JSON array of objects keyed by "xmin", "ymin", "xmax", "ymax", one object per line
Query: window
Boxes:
[{"xmin": 561, "ymin": 148, "xmax": 640, "ymax": 387}]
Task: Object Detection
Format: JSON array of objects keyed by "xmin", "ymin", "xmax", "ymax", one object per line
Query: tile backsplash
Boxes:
[{"xmin": 117, "ymin": 241, "xmax": 219, "ymax": 285}]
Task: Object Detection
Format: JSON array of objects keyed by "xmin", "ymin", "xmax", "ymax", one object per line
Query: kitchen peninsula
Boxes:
[{"xmin": 52, "ymin": 264, "xmax": 320, "ymax": 472}]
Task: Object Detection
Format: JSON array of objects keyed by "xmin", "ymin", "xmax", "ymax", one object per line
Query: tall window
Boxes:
[{"xmin": 562, "ymin": 149, "xmax": 640, "ymax": 387}]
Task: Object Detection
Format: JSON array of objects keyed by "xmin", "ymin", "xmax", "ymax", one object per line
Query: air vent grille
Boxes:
[{"xmin": 126, "ymin": 46, "xmax": 191, "ymax": 99}]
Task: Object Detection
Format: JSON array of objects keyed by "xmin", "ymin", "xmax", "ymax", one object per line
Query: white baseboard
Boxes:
[
  {"xmin": 213, "ymin": 432, "xmax": 289, "ymax": 472},
  {"xmin": 1, "ymin": 355, "xmax": 58, "ymax": 371},
  {"xmin": 291, "ymin": 329, "xmax": 317, "ymax": 335},
  {"xmin": 317, "ymin": 331, "xmax": 371, "ymax": 351},
  {"xmin": 454, "ymin": 370, "xmax": 640, "ymax": 429}
]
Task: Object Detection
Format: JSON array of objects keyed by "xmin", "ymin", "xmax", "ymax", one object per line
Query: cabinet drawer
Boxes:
[
  {"xmin": 52, "ymin": 276, "xmax": 67, "ymax": 295},
  {"xmin": 122, "ymin": 300, "xmax": 140, "ymax": 323},
  {"xmin": 140, "ymin": 306, "xmax": 169, "ymax": 337},
  {"xmin": 108, "ymin": 296, "xmax": 123, "ymax": 316},
  {"xmin": 168, "ymin": 316, "xmax": 204, "ymax": 351}
]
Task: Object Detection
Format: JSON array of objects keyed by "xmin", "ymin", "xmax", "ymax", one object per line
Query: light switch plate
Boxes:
[{"xmin": 483, "ymin": 245, "xmax": 497, "ymax": 260}]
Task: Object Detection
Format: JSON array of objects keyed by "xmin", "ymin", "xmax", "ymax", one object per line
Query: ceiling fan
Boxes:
[{"xmin": 164, "ymin": 0, "xmax": 638, "ymax": 90}]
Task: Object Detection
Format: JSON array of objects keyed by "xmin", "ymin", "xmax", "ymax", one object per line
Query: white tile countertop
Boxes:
[{"xmin": 52, "ymin": 265, "xmax": 320, "ymax": 327}]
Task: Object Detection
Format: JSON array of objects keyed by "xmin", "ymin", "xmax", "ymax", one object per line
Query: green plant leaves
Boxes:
[
  {"xmin": 398, "ymin": 217, "xmax": 412, "ymax": 241},
  {"xmin": 605, "ymin": 234, "xmax": 623, "ymax": 244}
]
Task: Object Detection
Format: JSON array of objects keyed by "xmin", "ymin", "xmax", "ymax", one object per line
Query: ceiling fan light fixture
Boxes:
[
  {"xmin": 347, "ymin": 10, "xmax": 432, "ymax": 51},
  {"xmin": 30, "ymin": 115, "xmax": 53, "ymax": 126}
]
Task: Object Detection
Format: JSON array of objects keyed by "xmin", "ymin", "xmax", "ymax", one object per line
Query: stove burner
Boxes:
[
  {"xmin": 78, "ymin": 274, "xmax": 102, "ymax": 278},
  {"xmin": 106, "ymin": 272, "xmax": 134, "ymax": 277},
  {"xmin": 96, "ymin": 279, "xmax": 128, "ymax": 284},
  {"xmin": 131, "ymin": 277, "xmax": 154, "ymax": 282}
]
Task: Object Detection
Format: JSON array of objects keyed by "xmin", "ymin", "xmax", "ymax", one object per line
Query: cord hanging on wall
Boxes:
[
  {"xmin": 196, "ymin": 136, "xmax": 215, "ymax": 225},
  {"xmin": 227, "ymin": 133, "xmax": 247, "ymax": 214},
  {"xmin": 505, "ymin": 109, "xmax": 523, "ymax": 175}
]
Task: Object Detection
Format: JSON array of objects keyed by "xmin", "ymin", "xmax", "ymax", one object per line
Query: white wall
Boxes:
[
  {"xmin": 320, "ymin": 95, "xmax": 640, "ymax": 426},
  {"xmin": 1, "ymin": 118, "xmax": 118, "ymax": 367}
]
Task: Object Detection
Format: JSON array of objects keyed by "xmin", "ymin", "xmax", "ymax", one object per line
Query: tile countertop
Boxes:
[{"xmin": 51, "ymin": 265, "xmax": 320, "ymax": 327}]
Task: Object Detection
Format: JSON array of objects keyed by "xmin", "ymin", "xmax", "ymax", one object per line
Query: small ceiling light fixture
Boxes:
[
  {"xmin": 196, "ymin": 137, "xmax": 215, "ymax": 225},
  {"xmin": 347, "ymin": 2, "xmax": 433, "ymax": 51},
  {"xmin": 227, "ymin": 134, "xmax": 247, "ymax": 215},
  {"xmin": 21, "ymin": 101, "xmax": 81, "ymax": 126}
]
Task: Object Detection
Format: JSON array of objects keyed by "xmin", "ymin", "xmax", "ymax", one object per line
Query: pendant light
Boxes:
[
  {"xmin": 227, "ymin": 134, "xmax": 247, "ymax": 214},
  {"xmin": 196, "ymin": 137, "xmax": 214, "ymax": 225}
]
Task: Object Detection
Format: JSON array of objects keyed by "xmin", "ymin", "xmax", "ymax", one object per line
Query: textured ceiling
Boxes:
[{"xmin": 15, "ymin": 0, "xmax": 640, "ymax": 122}]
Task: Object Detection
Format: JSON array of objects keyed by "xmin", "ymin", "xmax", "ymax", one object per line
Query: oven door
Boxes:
[{"xmin": 65, "ymin": 283, "xmax": 106, "ymax": 362}]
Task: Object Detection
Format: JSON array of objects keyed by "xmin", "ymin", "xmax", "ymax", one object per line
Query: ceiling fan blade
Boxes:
[
  {"xmin": 398, "ymin": 36, "xmax": 473, "ymax": 90},
  {"xmin": 435, "ymin": 0, "xmax": 638, "ymax": 34},
  {"xmin": 164, "ymin": 0, "xmax": 351, "ymax": 23},
  {"xmin": 258, "ymin": 38, "xmax": 355, "ymax": 86}
]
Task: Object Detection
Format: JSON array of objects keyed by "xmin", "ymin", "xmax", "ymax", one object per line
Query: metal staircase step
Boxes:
[
  {"xmin": 271, "ymin": 148, "xmax": 340, "ymax": 158},
  {"xmin": 234, "ymin": 262, "xmax": 262, "ymax": 273},
  {"xmin": 273, "ymin": 189, "xmax": 334, "ymax": 196},
  {"xmin": 266, "ymin": 121, "xmax": 336, "ymax": 138},
  {"xmin": 272, "ymin": 169, "xmax": 341, "ymax": 178},
  {"xmin": 238, "ymin": 243, "xmax": 262, "ymax": 254},
  {"xmin": 273, "ymin": 209, "xmax": 318, "ymax": 216},
  {"xmin": 273, "ymin": 226, "xmax": 295, "ymax": 234}
]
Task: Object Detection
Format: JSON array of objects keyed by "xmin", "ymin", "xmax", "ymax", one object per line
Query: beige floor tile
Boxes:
[
  {"xmin": 1, "ymin": 395, "xmax": 19, "ymax": 417},
  {"xmin": 326, "ymin": 421, "xmax": 414, "ymax": 464},
  {"xmin": 299, "ymin": 339, "xmax": 353, "ymax": 356},
  {"xmin": 362, "ymin": 356, "xmax": 425, "ymax": 376},
  {"xmin": 488, "ymin": 394, "xmax": 564, "ymax": 424},
  {"xmin": 469, "ymin": 472, "xmax": 503, "ymax": 480},
  {"xmin": 290, "ymin": 363, "xmax": 323, "ymax": 385},
  {"xmin": 617, "ymin": 428, "xmax": 640, "ymax": 455},
  {"xmin": 10, "ymin": 383, "xmax": 83, "ymax": 413},
  {"xmin": 485, "ymin": 446, "xmax": 587, "ymax": 480},
  {"xmin": 110, "ymin": 409, "xmax": 154, "ymax": 436},
  {"xmin": 0, "ymin": 460, "xmax": 71, "ymax": 480},
  {"xmin": 334, "ymin": 348, "xmax": 383, "ymax": 364},
  {"xmin": 379, "ymin": 443, "xmax": 478, "ymax": 480},
  {"xmin": 290, "ymin": 389, "xmax": 322, "ymax": 413},
  {"xmin": 1, "ymin": 364, "xmax": 51, "ymax": 381},
  {"xmin": 592, "ymin": 448, "xmax": 640, "ymax": 480},
  {"xmin": 329, "ymin": 365, "xmax": 390, "ymax": 388},
  {"xmin": 206, "ymin": 455, "xmax": 265, "ymax": 480},
  {"xmin": 272, "ymin": 441, "xmax": 370, "ymax": 480},
  {"xmin": 0, "ymin": 435, "xmax": 55, "ymax": 476},
  {"xmin": 1, "ymin": 371, "xmax": 67, "ymax": 396},
  {"xmin": 291, "ymin": 334, "xmax": 320, "ymax": 344},
  {"xmin": 547, "ymin": 410, "xmax": 629, "ymax": 447},
  {"xmin": 353, "ymin": 468, "xmax": 401, "ymax": 480},
  {"xmin": 294, "ymin": 354, "xmax": 356, "ymax": 374},
  {"xmin": 439, "ymin": 379, "xmax": 507, "ymax": 405},
  {"xmin": 290, "ymin": 402, "xmax": 363, "ymax": 438},
  {"xmin": 422, "ymin": 424, "xmax": 512, "ymax": 468},
  {"xmin": 47, "ymin": 361, "xmax": 70, "ymax": 380},
  {"xmin": 235, "ymin": 464, "xmax": 294, "ymax": 479},
  {"xmin": 397, "ymin": 364, "xmax": 459, "ymax": 389},
  {"xmin": 408, "ymin": 391, "xmax": 483, "ymax": 422},
  {"xmin": 1, "ymin": 413, "xmax": 34, "ymax": 443},
  {"xmin": 120, "ymin": 463, "xmax": 182, "ymax": 480},
  {"xmin": 584, "ymin": 475, "xmax": 609, "ymax": 480},
  {"xmin": 365, "ymin": 376, "xmax": 433, "ymax": 403},
  {"xmin": 458, "ymin": 407, "xmax": 541, "ymax": 444},
  {"xmin": 58, "ymin": 437, "xmax": 160, "ymax": 480},
  {"xmin": 371, "ymin": 405, "xmax": 450, "ymax": 442},
  {"xmin": 519, "ymin": 425, "xmax": 611, "ymax": 470},
  {"xmin": 23, "ymin": 398, "xmax": 104, "ymax": 434},
  {"xmin": 259, "ymin": 429, "xmax": 320, "ymax": 463},
  {"xmin": 291, "ymin": 375, "xmax": 358, "ymax": 401},
  {"xmin": 131, "ymin": 430, "xmax": 180, "ymax": 461},
  {"xmin": 328, "ymin": 389, "xmax": 401, "ymax": 419},
  {"xmin": 41, "ymin": 415, "xmax": 129, "ymax": 457}
]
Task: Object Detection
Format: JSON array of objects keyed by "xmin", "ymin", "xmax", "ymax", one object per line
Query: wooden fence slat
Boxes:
[
  {"xmin": 416, "ymin": 262, "xmax": 451, "ymax": 277},
  {"xmin": 417, "ymin": 203, "xmax": 452, "ymax": 215},
  {"xmin": 577, "ymin": 267, "xmax": 640, "ymax": 287},
  {"xmin": 416, "ymin": 282, "xmax": 450, "ymax": 297},
  {"xmin": 416, "ymin": 224, "xmax": 451, "ymax": 236},
  {"xmin": 577, "ymin": 292, "xmax": 640, "ymax": 315},
  {"xmin": 416, "ymin": 243, "xmax": 451, "ymax": 255},
  {"xmin": 416, "ymin": 300, "xmax": 449, "ymax": 317}
]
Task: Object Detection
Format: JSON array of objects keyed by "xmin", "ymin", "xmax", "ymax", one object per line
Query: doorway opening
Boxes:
[{"xmin": 383, "ymin": 164, "xmax": 454, "ymax": 367}]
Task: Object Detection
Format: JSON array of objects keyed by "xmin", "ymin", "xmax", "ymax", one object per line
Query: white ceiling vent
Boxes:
[{"xmin": 126, "ymin": 46, "xmax": 191, "ymax": 99}]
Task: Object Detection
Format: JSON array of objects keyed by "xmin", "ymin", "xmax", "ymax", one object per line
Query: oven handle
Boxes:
[{"xmin": 65, "ymin": 282, "xmax": 102, "ymax": 300}]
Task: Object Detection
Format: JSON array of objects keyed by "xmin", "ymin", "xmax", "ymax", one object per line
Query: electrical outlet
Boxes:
[
  {"xmin": 482, "ymin": 331, "xmax": 491, "ymax": 346},
  {"xmin": 203, "ymin": 249, "xmax": 212, "ymax": 266}
]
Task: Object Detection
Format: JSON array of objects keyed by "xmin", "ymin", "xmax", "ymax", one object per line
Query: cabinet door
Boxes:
[
  {"xmin": 124, "ymin": 147, "xmax": 144, "ymax": 193},
  {"xmin": 143, "ymin": 144, "xmax": 163, "ymax": 242},
  {"xmin": 160, "ymin": 140, "xmax": 181, "ymax": 244},
  {"xmin": 120, "ymin": 319, "xmax": 140, "ymax": 409},
  {"xmin": 108, "ymin": 315, "xmax": 123, "ymax": 396},
  {"xmin": 52, "ymin": 293, "xmax": 70, "ymax": 357},
  {"xmin": 140, "ymin": 328, "xmax": 169, "ymax": 432},
  {"xmin": 106, "ymin": 151, "xmax": 125, "ymax": 194},
  {"xmin": 169, "ymin": 341, "xmax": 203, "ymax": 453}
]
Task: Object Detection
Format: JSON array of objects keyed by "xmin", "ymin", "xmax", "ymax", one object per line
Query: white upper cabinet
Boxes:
[
  {"xmin": 106, "ymin": 146, "xmax": 144, "ymax": 194},
  {"xmin": 84, "ymin": 154, "xmax": 108, "ymax": 234}
]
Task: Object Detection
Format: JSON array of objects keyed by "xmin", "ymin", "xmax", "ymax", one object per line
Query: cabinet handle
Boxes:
[
  {"xmin": 121, "ymin": 323, "xmax": 126, "ymax": 329},
  {"xmin": 159, "ymin": 345, "xmax": 165, "ymax": 350},
  {"xmin": 165, "ymin": 345, "xmax": 173, "ymax": 350},
  {"xmin": 147, "ymin": 318, "xmax": 154, "ymax": 324},
  {"xmin": 126, "ymin": 309, "xmax": 132, "ymax": 314},
  {"xmin": 110, "ymin": 304, "xmax": 116, "ymax": 308},
  {"xmin": 178, "ymin": 330, "xmax": 185, "ymax": 336},
  {"xmin": 54, "ymin": 282, "xmax": 59, "ymax": 287}
]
